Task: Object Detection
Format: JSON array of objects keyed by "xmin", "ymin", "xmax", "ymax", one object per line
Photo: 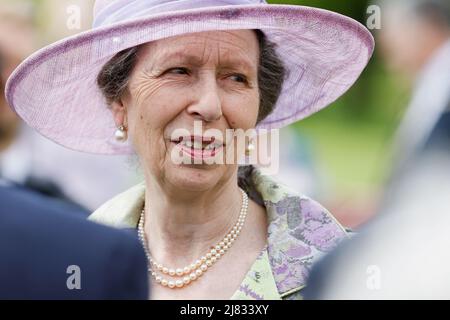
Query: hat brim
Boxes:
[{"xmin": 5, "ymin": 4, "xmax": 374, "ymax": 155}]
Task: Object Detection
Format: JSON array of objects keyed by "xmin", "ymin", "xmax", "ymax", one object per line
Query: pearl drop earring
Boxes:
[
  {"xmin": 115, "ymin": 125, "xmax": 127, "ymax": 142},
  {"xmin": 245, "ymin": 142, "xmax": 255, "ymax": 156}
]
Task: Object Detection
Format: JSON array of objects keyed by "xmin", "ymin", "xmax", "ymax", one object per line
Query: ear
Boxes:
[{"xmin": 110, "ymin": 99, "xmax": 128, "ymax": 128}]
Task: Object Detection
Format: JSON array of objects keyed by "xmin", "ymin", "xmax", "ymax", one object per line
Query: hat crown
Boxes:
[{"xmin": 93, "ymin": 0, "xmax": 267, "ymax": 28}]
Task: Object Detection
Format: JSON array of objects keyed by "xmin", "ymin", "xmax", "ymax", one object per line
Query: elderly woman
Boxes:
[{"xmin": 5, "ymin": 0, "xmax": 373, "ymax": 300}]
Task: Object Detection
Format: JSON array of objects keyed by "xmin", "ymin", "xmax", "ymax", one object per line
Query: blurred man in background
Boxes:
[
  {"xmin": 1, "ymin": 4, "xmax": 149, "ymax": 299},
  {"xmin": 0, "ymin": 178, "xmax": 149, "ymax": 299},
  {"xmin": 378, "ymin": 0, "xmax": 450, "ymax": 221},
  {"xmin": 380, "ymin": 0, "xmax": 450, "ymax": 172},
  {"xmin": 304, "ymin": 0, "xmax": 450, "ymax": 299},
  {"xmin": 0, "ymin": 3, "xmax": 141, "ymax": 212}
]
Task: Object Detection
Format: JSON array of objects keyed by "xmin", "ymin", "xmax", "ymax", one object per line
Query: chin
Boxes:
[{"xmin": 165, "ymin": 163, "xmax": 224, "ymax": 192}]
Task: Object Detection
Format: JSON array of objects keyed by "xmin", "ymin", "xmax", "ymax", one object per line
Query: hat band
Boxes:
[{"xmin": 93, "ymin": 0, "xmax": 267, "ymax": 28}]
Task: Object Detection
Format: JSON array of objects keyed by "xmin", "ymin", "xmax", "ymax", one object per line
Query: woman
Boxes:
[{"xmin": 5, "ymin": 0, "xmax": 374, "ymax": 299}]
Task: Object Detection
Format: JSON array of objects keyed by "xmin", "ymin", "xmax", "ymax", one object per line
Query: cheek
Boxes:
[
  {"xmin": 128, "ymin": 92, "xmax": 184, "ymax": 157},
  {"xmin": 225, "ymin": 94, "xmax": 259, "ymax": 129},
  {"xmin": 129, "ymin": 83, "xmax": 181, "ymax": 130},
  {"xmin": 130, "ymin": 110, "xmax": 168, "ymax": 175},
  {"xmin": 129, "ymin": 110, "xmax": 155, "ymax": 157}
]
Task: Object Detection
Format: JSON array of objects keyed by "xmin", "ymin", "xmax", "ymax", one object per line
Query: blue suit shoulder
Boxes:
[{"xmin": 0, "ymin": 184, "xmax": 149, "ymax": 299}]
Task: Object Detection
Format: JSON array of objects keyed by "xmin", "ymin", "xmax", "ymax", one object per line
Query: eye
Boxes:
[
  {"xmin": 229, "ymin": 74, "xmax": 248, "ymax": 84},
  {"xmin": 166, "ymin": 67, "xmax": 190, "ymax": 75}
]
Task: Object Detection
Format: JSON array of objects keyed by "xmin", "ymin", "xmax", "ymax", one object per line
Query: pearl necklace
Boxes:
[{"xmin": 137, "ymin": 188, "xmax": 249, "ymax": 289}]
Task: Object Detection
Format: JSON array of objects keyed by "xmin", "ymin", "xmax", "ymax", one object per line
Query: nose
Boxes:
[{"xmin": 186, "ymin": 76, "xmax": 223, "ymax": 122}]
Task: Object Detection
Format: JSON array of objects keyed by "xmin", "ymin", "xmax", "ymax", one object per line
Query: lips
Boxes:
[{"xmin": 170, "ymin": 135, "xmax": 225, "ymax": 160}]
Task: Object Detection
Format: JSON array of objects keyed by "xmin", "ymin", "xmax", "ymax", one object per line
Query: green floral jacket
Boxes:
[{"xmin": 88, "ymin": 168, "xmax": 348, "ymax": 299}]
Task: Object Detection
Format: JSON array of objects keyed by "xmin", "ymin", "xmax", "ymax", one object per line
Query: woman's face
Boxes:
[{"xmin": 112, "ymin": 30, "xmax": 260, "ymax": 191}]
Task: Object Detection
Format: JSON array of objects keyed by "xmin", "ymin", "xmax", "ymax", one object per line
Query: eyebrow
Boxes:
[{"xmin": 158, "ymin": 50, "xmax": 257, "ymax": 73}]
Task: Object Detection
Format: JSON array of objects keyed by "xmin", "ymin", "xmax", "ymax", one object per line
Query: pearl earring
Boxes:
[
  {"xmin": 115, "ymin": 125, "xmax": 127, "ymax": 142},
  {"xmin": 245, "ymin": 142, "xmax": 255, "ymax": 156}
]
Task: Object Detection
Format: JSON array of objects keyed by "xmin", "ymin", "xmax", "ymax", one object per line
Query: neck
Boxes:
[{"xmin": 143, "ymin": 171, "xmax": 243, "ymax": 267}]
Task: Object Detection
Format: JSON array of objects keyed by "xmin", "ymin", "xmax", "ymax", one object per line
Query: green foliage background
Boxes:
[{"xmin": 269, "ymin": 0, "xmax": 410, "ymax": 199}]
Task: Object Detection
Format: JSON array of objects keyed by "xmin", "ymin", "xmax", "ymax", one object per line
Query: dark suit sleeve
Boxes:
[
  {"xmin": 0, "ymin": 185, "xmax": 149, "ymax": 300},
  {"xmin": 101, "ymin": 230, "xmax": 150, "ymax": 300}
]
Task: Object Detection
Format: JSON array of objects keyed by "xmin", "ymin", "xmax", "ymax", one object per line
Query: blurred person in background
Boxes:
[
  {"xmin": 0, "ymin": 3, "xmax": 33, "ymax": 169},
  {"xmin": 0, "ymin": 3, "xmax": 141, "ymax": 212},
  {"xmin": 0, "ymin": 177, "xmax": 149, "ymax": 300},
  {"xmin": 378, "ymin": 0, "xmax": 450, "ymax": 222},
  {"xmin": 303, "ymin": 0, "xmax": 450, "ymax": 299},
  {"xmin": 379, "ymin": 0, "xmax": 450, "ymax": 172}
]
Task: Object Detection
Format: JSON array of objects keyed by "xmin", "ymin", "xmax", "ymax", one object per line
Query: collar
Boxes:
[{"xmin": 89, "ymin": 167, "xmax": 348, "ymax": 299}]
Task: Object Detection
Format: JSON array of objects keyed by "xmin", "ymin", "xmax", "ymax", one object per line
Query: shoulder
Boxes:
[
  {"xmin": 248, "ymin": 168, "xmax": 349, "ymax": 297},
  {"xmin": 0, "ymin": 183, "xmax": 87, "ymax": 216},
  {"xmin": 0, "ymin": 185, "xmax": 148, "ymax": 299},
  {"xmin": 250, "ymin": 167, "xmax": 348, "ymax": 244},
  {"xmin": 88, "ymin": 181, "xmax": 146, "ymax": 228},
  {"xmin": 262, "ymin": 183, "xmax": 349, "ymax": 261}
]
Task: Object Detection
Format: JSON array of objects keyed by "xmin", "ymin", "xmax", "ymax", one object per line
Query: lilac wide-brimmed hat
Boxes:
[{"xmin": 5, "ymin": 0, "xmax": 374, "ymax": 155}]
